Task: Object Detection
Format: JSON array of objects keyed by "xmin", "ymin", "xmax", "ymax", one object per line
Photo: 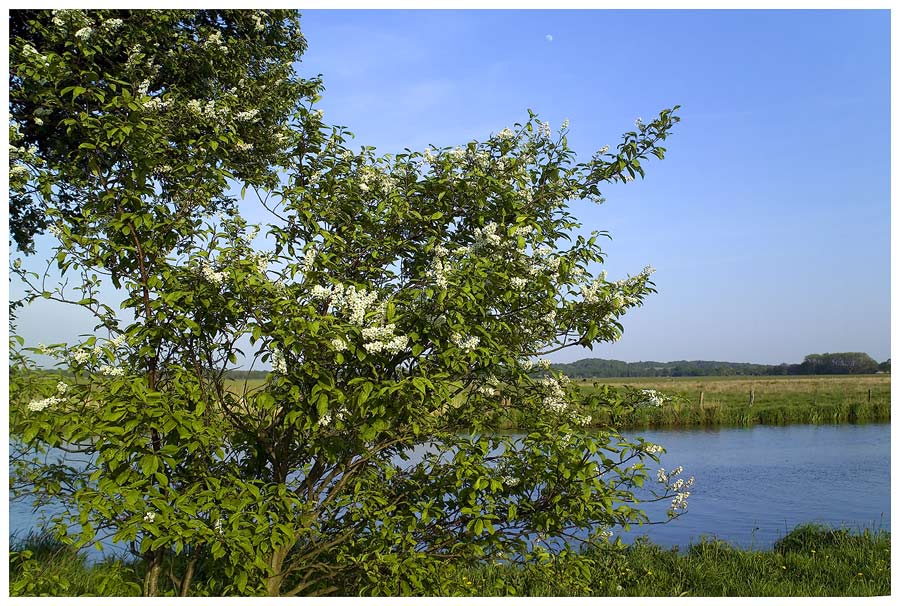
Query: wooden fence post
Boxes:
[
  {"xmin": 699, "ymin": 391, "xmax": 704, "ymax": 407},
  {"xmin": 749, "ymin": 388, "xmax": 755, "ymax": 407}
]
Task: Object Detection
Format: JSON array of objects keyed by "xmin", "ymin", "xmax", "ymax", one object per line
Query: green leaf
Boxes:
[
  {"xmin": 139, "ymin": 455, "xmax": 158, "ymax": 477},
  {"xmin": 358, "ymin": 382, "xmax": 373, "ymax": 405}
]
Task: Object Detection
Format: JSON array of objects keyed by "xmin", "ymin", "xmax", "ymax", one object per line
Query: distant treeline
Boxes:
[
  {"xmin": 224, "ymin": 370, "xmax": 270, "ymax": 381},
  {"xmin": 552, "ymin": 353, "xmax": 891, "ymax": 378},
  {"xmin": 22, "ymin": 354, "xmax": 891, "ymax": 380}
]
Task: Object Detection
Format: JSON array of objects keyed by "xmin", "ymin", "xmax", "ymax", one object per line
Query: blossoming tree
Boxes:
[{"xmin": 10, "ymin": 9, "xmax": 691, "ymax": 597}]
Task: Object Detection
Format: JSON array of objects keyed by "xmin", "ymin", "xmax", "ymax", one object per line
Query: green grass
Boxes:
[
  {"xmin": 580, "ymin": 374, "xmax": 890, "ymax": 429},
  {"xmin": 449, "ymin": 524, "xmax": 891, "ymax": 597},
  {"xmin": 10, "ymin": 524, "xmax": 888, "ymax": 597},
  {"xmin": 9, "ymin": 532, "xmax": 141, "ymax": 597}
]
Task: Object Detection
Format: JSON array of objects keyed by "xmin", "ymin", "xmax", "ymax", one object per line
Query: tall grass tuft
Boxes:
[{"xmin": 9, "ymin": 532, "xmax": 141, "ymax": 597}]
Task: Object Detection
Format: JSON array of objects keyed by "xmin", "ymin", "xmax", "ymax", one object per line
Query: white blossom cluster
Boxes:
[
  {"xmin": 472, "ymin": 222, "xmax": 502, "ymax": 249},
  {"xmin": 476, "ymin": 384, "xmax": 497, "ymax": 396},
  {"xmin": 495, "ymin": 127, "xmax": 515, "ymax": 141},
  {"xmin": 671, "ymin": 492, "xmax": 690, "ymax": 511},
  {"xmin": 254, "ymin": 252, "xmax": 269, "ymax": 274},
  {"xmin": 20, "ymin": 43, "xmax": 46, "ymax": 65},
  {"xmin": 200, "ymin": 261, "xmax": 227, "ymax": 286},
  {"xmin": 143, "ymin": 511, "xmax": 156, "ymax": 523},
  {"xmin": 510, "ymin": 277, "xmax": 528, "ymax": 290},
  {"xmin": 214, "ymin": 518, "xmax": 224, "ymax": 534},
  {"xmin": 141, "ymin": 95, "xmax": 169, "ymax": 112},
  {"xmin": 571, "ymin": 413, "xmax": 592, "ymax": 427},
  {"xmin": 526, "ymin": 247, "xmax": 561, "ymax": 277},
  {"xmin": 642, "ymin": 442, "xmax": 664, "ymax": 455},
  {"xmin": 426, "ymin": 245, "xmax": 450, "ymax": 289},
  {"xmin": 476, "ymin": 375, "xmax": 501, "ymax": 396},
  {"xmin": 334, "ymin": 284, "xmax": 379, "ymax": 325},
  {"xmin": 270, "ymin": 348, "xmax": 288, "ymax": 374},
  {"xmin": 185, "ymin": 98, "xmax": 232, "ymax": 122},
  {"xmin": 501, "ymin": 474, "xmax": 519, "ymax": 487},
  {"xmin": 74, "ymin": 26, "xmax": 94, "ymax": 41},
  {"xmin": 361, "ymin": 324, "xmax": 408, "ymax": 355},
  {"xmin": 657, "ymin": 465, "xmax": 694, "ymax": 512},
  {"xmin": 27, "ymin": 396, "xmax": 61, "ymax": 412},
  {"xmin": 71, "ymin": 349, "xmax": 92, "ymax": 364},
  {"xmin": 300, "ymin": 247, "xmax": 317, "ymax": 273},
  {"xmin": 204, "ymin": 30, "xmax": 226, "ymax": 51},
  {"xmin": 10, "ymin": 164, "xmax": 29, "ymax": 178},
  {"xmin": 125, "ymin": 44, "xmax": 143, "ymax": 70},
  {"xmin": 235, "ymin": 109, "xmax": 260, "ymax": 122},
  {"xmin": 451, "ymin": 332, "xmax": 480, "ymax": 352},
  {"xmin": 318, "ymin": 407, "xmax": 348, "ymax": 428},
  {"xmin": 52, "ymin": 9, "xmax": 86, "ymax": 27},
  {"xmin": 99, "ymin": 364, "xmax": 125, "ymax": 377},
  {"xmin": 579, "ymin": 276, "xmax": 607, "ymax": 304},
  {"xmin": 539, "ymin": 121, "xmax": 552, "ymax": 139},
  {"xmin": 56, "ymin": 381, "xmax": 69, "ymax": 395},
  {"xmin": 538, "ymin": 375, "xmax": 570, "ymax": 413},
  {"xmin": 52, "ymin": 9, "xmax": 95, "ymax": 42},
  {"xmin": 520, "ymin": 358, "xmax": 552, "ymax": 372},
  {"xmin": 68, "ymin": 341, "xmax": 128, "ymax": 375},
  {"xmin": 251, "ymin": 11, "xmax": 266, "ymax": 31},
  {"xmin": 312, "ymin": 281, "xmax": 409, "ymax": 355},
  {"xmin": 638, "ymin": 389, "xmax": 665, "ymax": 408}
]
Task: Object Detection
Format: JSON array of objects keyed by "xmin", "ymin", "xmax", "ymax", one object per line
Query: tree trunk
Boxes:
[
  {"xmin": 143, "ymin": 550, "xmax": 163, "ymax": 597},
  {"xmin": 266, "ymin": 546, "xmax": 289, "ymax": 596}
]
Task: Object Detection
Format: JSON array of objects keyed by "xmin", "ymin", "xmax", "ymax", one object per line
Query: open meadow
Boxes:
[
  {"xmin": 219, "ymin": 373, "xmax": 891, "ymax": 431},
  {"xmin": 578, "ymin": 374, "xmax": 890, "ymax": 429}
]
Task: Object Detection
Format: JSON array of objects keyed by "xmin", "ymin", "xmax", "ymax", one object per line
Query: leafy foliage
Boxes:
[{"xmin": 9, "ymin": 8, "xmax": 318, "ymax": 253}]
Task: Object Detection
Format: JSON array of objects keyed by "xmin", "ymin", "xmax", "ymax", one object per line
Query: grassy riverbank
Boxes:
[
  {"xmin": 9, "ymin": 525, "xmax": 890, "ymax": 597},
  {"xmin": 581, "ymin": 374, "xmax": 890, "ymax": 429},
  {"xmin": 451, "ymin": 524, "xmax": 891, "ymax": 597},
  {"xmin": 12, "ymin": 372, "xmax": 889, "ymax": 431}
]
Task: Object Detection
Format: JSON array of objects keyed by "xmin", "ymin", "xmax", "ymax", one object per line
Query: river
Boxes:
[{"xmin": 9, "ymin": 422, "xmax": 890, "ymax": 559}]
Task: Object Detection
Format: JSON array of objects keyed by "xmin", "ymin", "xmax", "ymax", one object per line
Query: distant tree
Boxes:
[{"xmin": 798, "ymin": 352, "xmax": 879, "ymax": 375}]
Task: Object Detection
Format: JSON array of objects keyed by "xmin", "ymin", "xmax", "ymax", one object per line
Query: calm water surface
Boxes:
[
  {"xmin": 618, "ymin": 423, "xmax": 890, "ymax": 548},
  {"xmin": 10, "ymin": 423, "xmax": 890, "ymax": 559}
]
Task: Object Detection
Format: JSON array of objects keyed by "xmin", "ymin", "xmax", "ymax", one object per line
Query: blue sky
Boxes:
[{"xmin": 11, "ymin": 9, "xmax": 891, "ymax": 365}]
